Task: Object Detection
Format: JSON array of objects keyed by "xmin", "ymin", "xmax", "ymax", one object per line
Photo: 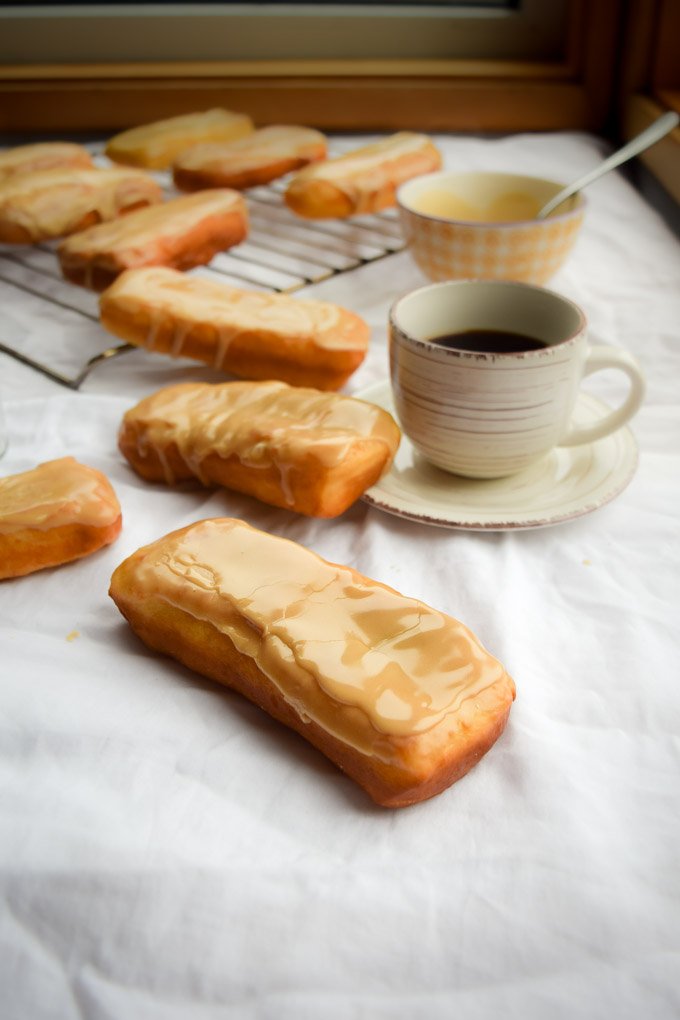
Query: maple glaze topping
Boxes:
[
  {"xmin": 175, "ymin": 125, "xmax": 326, "ymax": 172},
  {"xmin": 409, "ymin": 187, "xmax": 543, "ymax": 223},
  {"xmin": 0, "ymin": 457, "xmax": 121, "ymax": 533},
  {"xmin": 58, "ymin": 190, "xmax": 246, "ymax": 255},
  {"xmin": 296, "ymin": 133, "xmax": 429, "ymax": 178},
  {"xmin": 132, "ymin": 518, "xmax": 506, "ymax": 744},
  {"xmin": 0, "ymin": 168, "xmax": 162, "ymax": 239},
  {"xmin": 104, "ymin": 266, "xmax": 367, "ymax": 353},
  {"xmin": 106, "ymin": 109, "xmax": 254, "ymax": 167},
  {"xmin": 122, "ymin": 380, "xmax": 399, "ymax": 489},
  {"xmin": 288, "ymin": 133, "xmax": 441, "ymax": 210},
  {"xmin": 0, "ymin": 142, "xmax": 93, "ymax": 183}
]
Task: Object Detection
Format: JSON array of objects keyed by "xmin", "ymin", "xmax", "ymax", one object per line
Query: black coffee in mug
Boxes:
[{"xmin": 428, "ymin": 329, "xmax": 549, "ymax": 354}]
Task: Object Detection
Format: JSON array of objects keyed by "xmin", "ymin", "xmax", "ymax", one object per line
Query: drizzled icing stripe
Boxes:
[
  {"xmin": 287, "ymin": 132, "xmax": 441, "ymax": 210},
  {"xmin": 59, "ymin": 190, "xmax": 246, "ymax": 256},
  {"xmin": 122, "ymin": 381, "xmax": 398, "ymax": 500},
  {"xmin": 102, "ymin": 266, "xmax": 366, "ymax": 355},
  {"xmin": 0, "ymin": 168, "xmax": 161, "ymax": 240}
]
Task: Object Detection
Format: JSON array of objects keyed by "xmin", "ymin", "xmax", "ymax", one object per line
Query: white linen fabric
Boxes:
[{"xmin": 0, "ymin": 132, "xmax": 679, "ymax": 1020}]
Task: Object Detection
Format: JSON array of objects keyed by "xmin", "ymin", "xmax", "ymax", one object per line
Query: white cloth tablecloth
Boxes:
[{"xmin": 1, "ymin": 132, "xmax": 679, "ymax": 1020}]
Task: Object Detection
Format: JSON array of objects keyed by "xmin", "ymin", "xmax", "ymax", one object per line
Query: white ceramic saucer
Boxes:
[{"xmin": 357, "ymin": 380, "xmax": 639, "ymax": 530}]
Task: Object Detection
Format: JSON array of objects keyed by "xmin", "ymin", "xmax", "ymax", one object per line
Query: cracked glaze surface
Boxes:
[{"xmin": 130, "ymin": 518, "xmax": 506, "ymax": 747}]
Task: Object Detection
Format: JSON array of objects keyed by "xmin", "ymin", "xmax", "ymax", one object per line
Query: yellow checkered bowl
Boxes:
[{"xmin": 397, "ymin": 171, "xmax": 585, "ymax": 285}]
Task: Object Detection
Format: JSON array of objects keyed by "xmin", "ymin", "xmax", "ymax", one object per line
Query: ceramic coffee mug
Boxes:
[
  {"xmin": 389, "ymin": 280, "xmax": 645, "ymax": 479},
  {"xmin": 0, "ymin": 396, "xmax": 7, "ymax": 458}
]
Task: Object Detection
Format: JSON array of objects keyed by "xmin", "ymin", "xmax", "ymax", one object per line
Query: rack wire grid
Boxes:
[{"xmin": 0, "ymin": 168, "xmax": 405, "ymax": 389}]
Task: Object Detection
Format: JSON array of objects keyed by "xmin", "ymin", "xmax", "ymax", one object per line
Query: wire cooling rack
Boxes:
[{"xmin": 0, "ymin": 176, "xmax": 405, "ymax": 389}]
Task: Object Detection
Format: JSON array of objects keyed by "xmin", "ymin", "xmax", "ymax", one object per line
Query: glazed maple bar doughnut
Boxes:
[
  {"xmin": 105, "ymin": 108, "xmax": 254, "ymax": 169},
  {"xmin": 284, "ymin": 132, "xmax": 443, "ymax": 219},
  {"xmin": 0, "ymin": 167, "xmax": 163, "ymax": 244},
  {"xmin": 118, "ymin": 380, "xmax": 400, "ymax": 518},
  {"xmin": 99, "ymin": 267, "xmax": 369, "ymax": 390},
  {"xmin": 109, "ymin": 517, "xmax": 515, "ymax": 807},
  {"xmin": 58, "ymin": 189, "xmax": 248, "ymax": 291},
  {"xmin": 0, "ymin": 141, "xmax": 93, "ymax": 184},
  {"xmin": 0, "ymin": 457, "xmax": 122, "ymax": 580},
  {"xmin": 173, "ymin": 125, "xmax": 327, "ymax": 192}
]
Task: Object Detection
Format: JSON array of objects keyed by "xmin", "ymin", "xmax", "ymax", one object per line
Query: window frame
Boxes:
[{"xmin": 0, "ymin": 0, "xmax": 622, "ymax": 135}]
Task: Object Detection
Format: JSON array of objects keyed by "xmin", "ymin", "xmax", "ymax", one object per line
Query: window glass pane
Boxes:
[{"xmin": 0, "ymin": 2, "xmax": 567, "ymax": 64}]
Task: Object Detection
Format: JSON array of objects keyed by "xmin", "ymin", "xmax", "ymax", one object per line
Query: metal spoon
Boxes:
[{"xmin": 537, "ymin": 110, "xmax": 680, "ymax": 219}]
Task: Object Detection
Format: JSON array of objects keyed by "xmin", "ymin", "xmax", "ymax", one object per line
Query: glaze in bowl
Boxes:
[{"xmin": 397, "ymin": 171, "xmax": 585, "ymax": 285}]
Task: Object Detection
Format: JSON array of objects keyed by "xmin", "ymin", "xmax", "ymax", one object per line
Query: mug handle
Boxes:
[{"xmin": 559, "ymin": 346, "xmax": 645, "ymax": 447}]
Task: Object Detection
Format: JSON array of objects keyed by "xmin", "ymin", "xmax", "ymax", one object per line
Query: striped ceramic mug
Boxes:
[{"xmin": 389, "ymin": 280, "xmax": 645, "ymax": 479}]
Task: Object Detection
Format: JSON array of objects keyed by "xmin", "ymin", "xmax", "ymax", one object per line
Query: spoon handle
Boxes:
[{"xmin": 538, "ymin": 110, "xmax": 680, "ymax": 218}]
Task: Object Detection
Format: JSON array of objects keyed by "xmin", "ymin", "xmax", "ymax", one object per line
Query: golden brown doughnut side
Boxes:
[
  {"xmin": 160, "ymin": 208, "xmax": 249, "ymax": 271},
  {"xmin": 118, "ymin": 426, "xmax": 396, "ymax": 518},
  {"xmin": 200, "ymin": 440, "xmax": 395, "ymax": 518},
  {"xmin": 59, "ymin": 258, "xmax": 123, "ymax": 293},
  {"xmin": 0, "ymin": 518, "xmax": 122, "ymax": 580},
  {"xmin": 117, "ymin": 381, "xmax": 400, "ymax": 518},
  {"xmin": 58, "ymin": 192, "xmax": 249, "ymax": 291},
  {"xmin": 284, "ymin": 133, "xmax": 443, "ymax": 219},
  {"xmin": 0, "ymin": 458, "xmax": 122, "ymax": 579},
  {"xmin": 285, "ymin": 178, "xmax": 355, "ymax": 219},
  {"xmin": 59, "ymin": 209, "xmax": 249, "ymax": 290},
  {"xmin": 173, "ymin": 154, "xmax": 315, "ymax": 192},
  {"xmin": 101, "ymin": 301, "xmax": 366, "ymax": 389},
  {"xmin": 109, "ymin": 519, "xmax": 516, "ymax": 807},
  {"xmin": 98, "ymin": 267, "xmax": 368, "ymax": 390},
  {"xmin": 117, "ymin": 430, "xmax": 196, "ymax": 485},
  {"xmin": 105, "ymin": 109, "xmax": 254, "ymax": 169},
  {"xmin": 0, "ymin": 221, "xmax": 39, "ymax": 245}
]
